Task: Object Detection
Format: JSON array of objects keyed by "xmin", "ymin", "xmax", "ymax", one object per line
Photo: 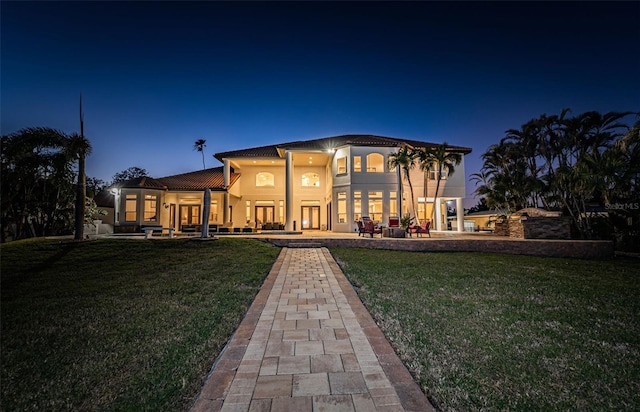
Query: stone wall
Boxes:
[
  {"xmin": 263, "ymin": 237, "xmax": 614, "ymax": 259},
  {"xmin": 523, "ymin": 217, "xmax": 572, "ymax": 240},
  {"xmin": 494, "ymin": 216, "xmax": 571, "ymax": 240}
]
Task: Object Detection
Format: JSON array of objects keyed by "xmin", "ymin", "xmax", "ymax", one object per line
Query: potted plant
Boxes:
[{"xmin": 399, "ymin": 214, "xmax": 414, "ymax": 237}]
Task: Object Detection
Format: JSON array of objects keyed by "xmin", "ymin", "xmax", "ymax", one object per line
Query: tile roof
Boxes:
[
  {"xmin": 214, "ymin": 134, "xmax": 471, "ymax": 161},
  {"xmin": 115, "ymin": 167, "xmax": 239, "ymax": 191}
]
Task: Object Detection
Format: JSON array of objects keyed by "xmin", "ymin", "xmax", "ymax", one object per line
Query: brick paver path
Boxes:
[{"xmin": 191, "ymin": 247, "xmax": 433, "ymax": 412}]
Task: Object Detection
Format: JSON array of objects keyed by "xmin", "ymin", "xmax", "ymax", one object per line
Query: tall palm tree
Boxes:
[
  {"xmin": 66, "ymin": 132, "xmax": 92, "ymax": 240},
  {"xmin": 193, "ymin": 138, "xmax": 210, "ymax": 238},
  {"xmin": 430, "ymin": 142, "xmax": 462, "ymax": 223},
  {"xmin": 387, "ymin": 145, "xmax": 417, "ymax": 221},
  {"xmin": 194, "ymin": 139, "xmax": 207, "ymax": 169},
  {"xmin": 69, "ymin": 97, "xmax": 92, "ymax": 240},
  {"xmin": 415, "ymin": 146, "xmax": 435, "ymax": 223}
]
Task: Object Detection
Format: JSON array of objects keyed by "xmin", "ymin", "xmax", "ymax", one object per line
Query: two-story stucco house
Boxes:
[{"xmin": 111, "ymin": 134, "xmax": 472, "ymax": 233}]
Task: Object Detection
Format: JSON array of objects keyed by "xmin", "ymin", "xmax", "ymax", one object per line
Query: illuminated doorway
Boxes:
[
  {"xmin": 301, "ymin": 206, "xmax": 320, "ymax": 230},
  {"xmin": 255, "ymin": 206, "xmax": 275, "ymax": 225},
  {"xmin": 180, "ymin": 205, "xmax": 200, "ymax": 229}
]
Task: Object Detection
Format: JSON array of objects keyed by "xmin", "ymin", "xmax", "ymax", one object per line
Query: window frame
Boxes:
[
  {"xmin": 143, "ymin": 194, "xmax": 158, "ymax": 222},
  {"xmin": 337, "ymin": 157, "xmax": 347, "ymax": 175},
  {"xmin": 255, "ymin": 172, "xmax": 275, "ymax": 187},
  {"xmin": 366, "ymin": 153, "xmax": 385, "ymax": 173},
  {"xmin": 125, "ymin": 193, "xmax": 137, "ymax": 222}
]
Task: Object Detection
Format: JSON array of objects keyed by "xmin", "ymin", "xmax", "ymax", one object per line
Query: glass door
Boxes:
[
  {"xmin": 301, "ymin": 206, "xmax": 320, "ymax": 230},
  {"xmin": 180, "ymin": 205, "xmax": 200, "ymax": 230},
  {"xmin": 255, "ymin": 206, "xmax": 275, "ymax": 226}
]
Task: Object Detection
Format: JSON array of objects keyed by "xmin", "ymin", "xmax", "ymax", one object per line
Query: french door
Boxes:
[
  {"xmin": 301, "ymin": 206, "xmax": 320, "ymax": 230},
  {"xmin": 180, "ymin": 205, "xmax": 200, "ymax": 228},
  {"xmin": 255, "ymin": 206, "xmax": 275, "ymax": 224}
]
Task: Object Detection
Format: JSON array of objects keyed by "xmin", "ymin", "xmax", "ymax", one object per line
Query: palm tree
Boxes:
[
  {"xmin": 194, "ymin": 139, "xmax": 207, "ymax": 169},
  {"xmin": 193, "ymin": 138, "xmax": 210, "ymax": 238},
  {"xmin": 415, "ymin": 146, "xmax": 435, "ymax": 223},
  {"xmin": 430, "ymin": 142, "xmax": 462, "ymax": 223},
  {"xmin": 66, "ymin": 132, "xmax": 92, "ymax": 240},
  {"xmin": 387, "ymin": 145, "xmax": 417, "ymax": 221}
]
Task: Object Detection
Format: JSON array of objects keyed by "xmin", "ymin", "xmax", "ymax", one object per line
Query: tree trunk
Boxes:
[
  {"xmin": 201, "ymin": 188, "xmax": 211, "ymax": 238},
  {"xmin": 432, "ymin": 174, "xmax": 442, "ymax": 223},
  {"xmin": 74, "ymin": 154, "xmax": 85, "ymax": 240}
]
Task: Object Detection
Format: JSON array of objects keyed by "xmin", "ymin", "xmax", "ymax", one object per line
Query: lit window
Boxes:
[
  {"xmin": 353, "ymin": 156, "xmax": 361, "ymax": 172},
  {"xmin": 388, "ymin": 156, "xmax": 396, "ymax": 172},
  {"xmin": 302, "ymin": 172, "xmax": 320, "ymax": 187},
  {"xmin": 245, "ymin": 201, "xmax": 250, "ymax": 222},
  {"xmin": 429, "ymin": 164, "xmax": 448, "ymax": 180},
  {"xmin": 353, "ymin": 191, "xmax": 361, "ymax": 222},
  {"xmin": 337, "ymin": 192, "xmax": 347, "ymax": 223},
  {"xmin": 366, "ymin": 153, "xmax": 384, "ymax": 172},
  {"xmin": 256, "ymin": 172, "xmax": 275, "ymax": 187},
  {"xmin": 337, "ymin": 157, "xmax": 347, "ymax": 174},
  {"xmin": 210, "ymin": 201, "xmax": 219, "ymax": 223},
  {"xmin": 390, "ymin": 191, "xmax": 397, "ymax": 216},
  {"xmin": 368, "ymin": 191, "xmax": 383, "ymax": 222},
  {"xmin": 143, "ymin": 194, "xmax": 157, "ymax": 222},
  {"xmin": 125, "ymin": 194, "xmax": 137, "ymax": 222}
]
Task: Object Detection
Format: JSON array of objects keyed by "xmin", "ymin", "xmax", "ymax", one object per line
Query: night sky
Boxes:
[{"xmin": 2, "ymin": 1, "xmax": 639, "ymax": 205}]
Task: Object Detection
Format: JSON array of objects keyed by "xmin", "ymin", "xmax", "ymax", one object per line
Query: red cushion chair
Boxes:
[
  {"xmin": 363, "ymin": 218, "xmax": 382, "ymax": 238},
  {"xmin": 408, "ymin": 220, "xmax": 431, "ymax": 237}
]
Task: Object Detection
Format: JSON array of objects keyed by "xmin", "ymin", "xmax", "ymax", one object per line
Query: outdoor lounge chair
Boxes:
[
  {"xmin": 409, "ymin": 220, "xmax": 431, "ymax": 237},
  {"xmin": 356, "ymin": 220, "xmax": 366, "ymax": 236},
  {"xmin": 363, "ymin": 218, "xmax": 382, "ymax": 238},
  {"xmin": 388, "ymin": 216, "xmax": 400, "ymax": 228}
]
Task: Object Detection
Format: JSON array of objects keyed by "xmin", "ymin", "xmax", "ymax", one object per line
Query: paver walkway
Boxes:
[{"xmin": 191, "ymin": 247, "xmax": 433, "ymax": 412}]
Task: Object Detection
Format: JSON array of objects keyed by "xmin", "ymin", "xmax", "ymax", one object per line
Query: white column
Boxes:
[
  {"xmin": 434, "ymin": 198, "xmax": 442, "ymax": 231},
  {"xmin": 223, "ymin": 159, "xmax": 230, "ymax": 187},
  {"xmin": 223, "ymin": 159, "xmax": 230, "ymax": 224},
  {"xmin": 285, "ymin": 151, "xmax": 293, "ymax": 231},
  {"xmin": 113, "ymin": 189, "xmax": 120, "ymax": 224},
  {"xmin": 397, "ymin": 169, "xmax": 403, "ymax": 217},
  {"xmin": 456, "ymin": 198, "xmax": 464, "ymax": 232}
]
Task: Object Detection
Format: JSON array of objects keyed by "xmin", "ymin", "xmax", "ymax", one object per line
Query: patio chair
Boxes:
[
  {"xmin": 356, "ymin": 220, "xmax": 366, "ymax": 236},
  {"xmin": 363, "ymin": 219, "xmax": 382, "ymax": 238},
  {"xmin": 409, "ymin": 220, "xmax": 431, "ymax": 238},
  {"xmin": 388, "ymin": 216, "xmax": 400, "ymax": 228}
]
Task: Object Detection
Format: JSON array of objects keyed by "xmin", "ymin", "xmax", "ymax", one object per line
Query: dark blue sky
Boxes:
[{"xmin": 2, "ymin": 1, "xmax": 639, "ymax": 204}]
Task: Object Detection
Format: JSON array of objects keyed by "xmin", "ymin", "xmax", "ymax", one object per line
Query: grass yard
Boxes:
[
  {"xmin": 329, "ymin": 248, "xmax": 640, "ymax": 411},
  {"xmin": 1, "ymin": 238, "xmax": 280, "ymax": 411}
]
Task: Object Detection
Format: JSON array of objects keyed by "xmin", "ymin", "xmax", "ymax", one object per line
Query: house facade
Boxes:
[{"xmin": 111, "ymin": 135, "xmax": 472, "ymax": 233}]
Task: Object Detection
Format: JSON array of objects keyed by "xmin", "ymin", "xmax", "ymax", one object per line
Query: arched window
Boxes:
[
  {"xmin": 256, "ymin": 172, "xmax": 275, "ymax": 187},
  {"xmin": 302, "ymin": 172, "xmax": 320, "ymax": 187},
  {"xmin": 366, "ymin": 153, "xmax": 384, "ymax": 172}
]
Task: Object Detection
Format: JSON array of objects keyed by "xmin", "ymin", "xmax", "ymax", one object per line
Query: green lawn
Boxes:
[
  {"xmin": 3, "ymin": 239, "xmax": 638, "ymax": 411},
  {"xmin": 329, "ymin": 248, "xmax": 640, "ymax": 411},
  {"xmin": 1, "ymin": 238, "xmax": 280, "ymax": 411}
]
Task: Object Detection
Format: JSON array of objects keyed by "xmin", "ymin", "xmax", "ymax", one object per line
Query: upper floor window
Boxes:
[
  {"xmin": 353, "ymin": 156, "xmax": 362, "ymax": 172},
  {"xmin": 302, "ymin": 172, "xmax": 320, "ymax": 187},
  {"xmin": 429, "ymin": 165, "xmax": 448, "ymax": 180},
  {"xmin": 337, "ymin": 157, "xmax": 347, "ymax": 174},
  {"xmin": 388, "ymin": 156, "xmax": 396, "ymax": 172},
  {"xmin": 366, "ymin": 153, "xmax": 384, "ymax": 172},
  {"xmin": 256, "ymin": 172, "xmax": 275, "ymax": 187}
]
